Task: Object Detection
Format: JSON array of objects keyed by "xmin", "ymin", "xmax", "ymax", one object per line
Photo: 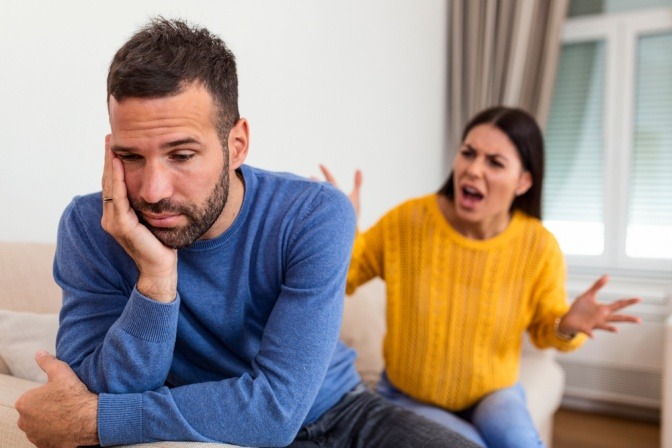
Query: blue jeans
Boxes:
[
  {"xmin": 376, "ymin": 373, "xmax": 544, "ymax": 448},
  {"xmin": 287, "ymin": 382, "xmax": 481, "ymax": 447}
]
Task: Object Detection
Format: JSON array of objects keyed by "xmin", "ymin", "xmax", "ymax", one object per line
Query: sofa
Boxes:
[
  {"xmin": 0, "ymin": 241, "xmax": 564, "ymax": 447},
  {"xmin": 662, "ymin": 314, "xmax": 672, "ymax": 448}
]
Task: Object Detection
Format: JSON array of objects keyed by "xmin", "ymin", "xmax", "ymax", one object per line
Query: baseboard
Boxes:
[{"xmin": 560, "ymin": 395, "xmax": 661, "ymax": 423}]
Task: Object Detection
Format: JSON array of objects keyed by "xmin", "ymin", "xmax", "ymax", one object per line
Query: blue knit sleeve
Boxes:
[{"xmin": 55, "ymin": 196, "xmax": 179, "ymax": 395}]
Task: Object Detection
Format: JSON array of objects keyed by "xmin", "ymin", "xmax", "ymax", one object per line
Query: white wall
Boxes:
[{"xmin": 0, "ymin": 0, "xmax": 449, "ymax": 243}]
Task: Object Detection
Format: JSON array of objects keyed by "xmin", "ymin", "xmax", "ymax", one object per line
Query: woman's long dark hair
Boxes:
[{"xmin": 438, "ymin": 106, "xmax": 545, "ymax": 219}]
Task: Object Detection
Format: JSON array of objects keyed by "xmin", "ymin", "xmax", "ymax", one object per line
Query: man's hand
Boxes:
[
  {"xmin": 101, "ymin": 135, "xmax": 177, "ymax": 302},
  {"xmin": 559, "ymin": 275, "xmax": 642, "ymax": 339},
  {"xmin": 16, "ymin": 351, "xmax": 99, "ymax": 448}
]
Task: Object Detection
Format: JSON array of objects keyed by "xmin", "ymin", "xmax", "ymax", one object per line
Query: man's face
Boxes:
[{"xmin": 108, "ymin": 84, "xmax": 230, "ymax": 249}]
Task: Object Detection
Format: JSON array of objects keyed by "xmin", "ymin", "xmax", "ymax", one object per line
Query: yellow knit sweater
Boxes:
[{"xmin": 346, "ymin": 194, "xmax": 585, "ymax": 411}]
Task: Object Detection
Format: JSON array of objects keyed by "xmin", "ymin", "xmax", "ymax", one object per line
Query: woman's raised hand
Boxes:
[
  {"xmin": 318, "ymin": 164, "xmax": 363, "ymax": 220},
  {"xmin": 559, "ymin": 275, "xmax": 641, "ymax": 339}
]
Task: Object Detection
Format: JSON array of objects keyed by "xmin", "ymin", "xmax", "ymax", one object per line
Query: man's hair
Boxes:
[{"xmin": 107, "ymin": 17, "xmax": 240, "ymax": 145}]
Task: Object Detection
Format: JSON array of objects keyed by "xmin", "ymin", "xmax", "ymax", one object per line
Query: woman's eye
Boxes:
[{"xmin": 460, "ymin": 148, "xmax": 475, "ymax": 158}]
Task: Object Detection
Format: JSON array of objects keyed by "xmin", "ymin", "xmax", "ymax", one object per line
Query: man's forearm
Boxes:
[{"xmin": 61, "ymin": 288, "xmax": 180, "ymax": 395}]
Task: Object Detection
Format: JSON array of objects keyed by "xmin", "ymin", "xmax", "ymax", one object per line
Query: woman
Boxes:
[{"xmin": 321, "ymin": 106, "xmax": 640, "ymax": 447}]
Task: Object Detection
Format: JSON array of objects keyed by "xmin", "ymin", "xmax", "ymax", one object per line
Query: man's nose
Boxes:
[{"xmin": 139, "ymin": 161, "xmax": 173, "ymax": 204}]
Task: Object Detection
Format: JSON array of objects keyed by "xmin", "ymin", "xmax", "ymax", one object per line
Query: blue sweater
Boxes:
[{"xmin": 54, "ymin": 165, "xmax": 360, "ymax": 447}]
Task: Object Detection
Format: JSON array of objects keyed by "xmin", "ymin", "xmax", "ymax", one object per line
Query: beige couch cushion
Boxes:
[
  {"xmin": 0, "ymin": 310, "xmax": 59, "ymax": 382},
  {"xmin": 0, "ymin": 357, "xmax": 9, "ymax": 376},
  {"xmin": 0, "ymin": 242, "xmax": 61, "ymax": 379},
  {"xmin": 340, "ymin": 279, "xmax": 386, "ymax": 386},
  {"xmin": 0, "ymin": 242, "xmax": 61, "ymax": 313}
]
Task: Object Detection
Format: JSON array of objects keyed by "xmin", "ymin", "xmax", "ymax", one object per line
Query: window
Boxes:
[
  {"xmin": 543, "ymin": 2, "xmax": 672, "ymax": 273},
  {"xmin": 627, "ymin": 31, "xmax": 672, "ymax": 259}
]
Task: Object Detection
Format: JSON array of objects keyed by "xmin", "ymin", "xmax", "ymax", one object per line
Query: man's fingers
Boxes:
[
  {"xmin": 34, "ymin": 351, "xmax": 63, "ymax": 377},
  {"xmin": 111, "ymin": 157, "xmax": 128, "ymax": 204},
  {"xmin": 102, "ymin": 150, "xmax": 132, "ymax": 231},
  {"xmin": 34, "ymin": 350, "xmax": 81, "ymax": 385},
  {"xmin": 102, "ymin": 135, "xmax": 113, "ymax": 192}
]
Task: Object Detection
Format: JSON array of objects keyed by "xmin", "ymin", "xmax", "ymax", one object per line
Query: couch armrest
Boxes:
[
  {"xmin": 341, "ymin": 280, "xmax": 387, "ymax": 387},
  {"xmin": 0, "ymin": 373, "xmax": 43, "ymax": 448},
  {"xmin": 662, "ymin": 314, "xmax": 672, "ymax": 448},
  {"xmin": 0, "ymin": 356, "xmax": 10, "ymax": 376},
  {"xmin": 519, "ymin": 335, "xmax": 565, "ymax": 447},
  {"xmin": 0, "ymin": 374, "xmax": 41, "ymax": 408},
  {"xmin": 519, "ymin": 351, "xmax": 565, "ymax": 423}
]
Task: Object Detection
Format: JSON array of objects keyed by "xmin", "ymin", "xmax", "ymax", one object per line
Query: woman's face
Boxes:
[{"xmin": 451, "ymin": 124, "xmax": 532, "ymax": 229}]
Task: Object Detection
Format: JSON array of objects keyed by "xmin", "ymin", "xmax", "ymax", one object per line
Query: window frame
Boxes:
[{"xmin": 553, "ymin": 7, "xmax": 672, "ymax": 276}]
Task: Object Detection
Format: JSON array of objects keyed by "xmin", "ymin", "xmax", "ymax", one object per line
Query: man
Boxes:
[{"xmin": 15, "ymin": 18, "xmax": 477, "ymax": 448}]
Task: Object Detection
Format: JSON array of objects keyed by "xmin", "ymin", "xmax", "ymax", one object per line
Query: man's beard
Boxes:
[{"xmin": 130, "ymin": 164, "xmax": 230, "ymax": 249}]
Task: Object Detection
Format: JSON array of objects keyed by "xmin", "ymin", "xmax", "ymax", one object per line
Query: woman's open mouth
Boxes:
[{"xmin": 459, "ymin": 185, "xmax": 484, "ymax": 209}]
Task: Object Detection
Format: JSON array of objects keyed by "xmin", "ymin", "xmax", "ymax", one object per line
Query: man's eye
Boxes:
[
  {"xmin": 171, "ymin": 153, "xmax": 195, "ymax": 162},
  {"xmin": 117, "ymin": 154, "xmax": 142, "ymax": 163}
]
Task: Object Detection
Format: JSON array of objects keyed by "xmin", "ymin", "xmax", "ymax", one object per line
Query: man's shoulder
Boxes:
[
  {"xmin": 243, "ymin": 165, "xmax": 352, "ymax": 213},
  {"xmin": 56, "ymin": 192, "xmax": 125, "ymax": 262},
  {"xmin": 61, "ymin": 192, "xmax": 103, "ymax": 223},
  {"xmin": 241, "ymin": 165, "xmax": 355, "ymax": 239},
  {"xmin": 67, "ymin": 191, "xmax": 103, "ymax": 207},
  {"xmin": 244, "ymin": 165, "xmax": 326, "ymax": 191}
]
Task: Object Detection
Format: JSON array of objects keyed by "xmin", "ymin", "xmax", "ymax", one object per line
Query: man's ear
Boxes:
[{"xmin": 228, "ymin": 118, "xmax": 249, "ymax": 169}]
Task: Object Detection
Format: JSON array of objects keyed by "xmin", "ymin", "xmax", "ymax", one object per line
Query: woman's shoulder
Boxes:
[{"xmin": 513, "ymin": 211, "xmax": 562, "ymax": 254}]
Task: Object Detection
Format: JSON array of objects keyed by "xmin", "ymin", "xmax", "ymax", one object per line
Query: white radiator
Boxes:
[{"xmin": 556, "ymin": 275, "xmax": 671, "ymax": 421}]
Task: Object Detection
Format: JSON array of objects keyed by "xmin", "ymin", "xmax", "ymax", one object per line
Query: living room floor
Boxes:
[{"xmin": 552, "ymin": 408, "xmax": 660, "ymax": 448}]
